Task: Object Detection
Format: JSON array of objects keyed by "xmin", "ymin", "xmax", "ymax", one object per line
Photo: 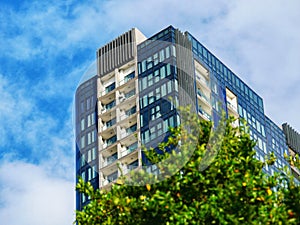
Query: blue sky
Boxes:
[{"xmin": 0, "ymin": 0, "xmax": 299, "ymax": 224}]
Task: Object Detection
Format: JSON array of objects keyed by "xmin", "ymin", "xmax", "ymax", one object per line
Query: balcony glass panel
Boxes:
[
  {"xmin": 126, "ymin": 106, "xmax": 136, "ymax": 116},
  {"xmin": 107, "ymin": 171, "xmax": 118, "ymax": 183},
  {"xmin": 105, "ymin": 100, "xmax": 115, "ymax": 110},
  {"xmin": 125, "ymin": 89, "xmax": 135, "ymax": 99},
  {"xmin": 126, "ymin": 124, "xmax": 137, "ymax": 134},
  {"xmin": 105, "ymin": 152, "xmax": 117, "ymax": 166},
  {"xmin": 106, "ymin": 135, "xmax": 117, "ymax": 146},
  {"xmin": 106, "ymin": 118, "xmax": 116, "ymax": 128},
  {"xmin": 198, "ymin": 107, "xmax": 211, "ymax": 120},
  {"xmin": 105, "ymin": 82, "xmax": 115, "ymax": 94}
]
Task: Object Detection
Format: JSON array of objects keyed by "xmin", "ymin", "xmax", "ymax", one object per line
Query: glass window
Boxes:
[
  {"xmin": 81, "ymin": 136, "xmax": 85, "ymax": 149},
  {"xmin": 157, "ymin": 123, "xmax": 162, "ymax": 136},
  {"xmin": 143, "ymin": 95, "xmax": 148, "ymax": 108},
  {"xmin": 81, "ymin": 118, "xmax": 85, "ymax": 131},
  {"xmin": 87, "ymin": 150, "xmax": 92, "ymax": 163},
  {"xmin": 145, "ymin": 130, "xmax": 150, "ymax": 143},
  {"xmin": 160, "ymin": 66, "xmax": 166, "ymax": 79},
  {"xmin": 166, "ymin": 64, "xmax": 171, "ymax": 76},
  {"xmin": 148, "ymin": 73, "xmax": 153, "ymax": 86},
  {"xmin": 148, "ymin": 91, "xmax": 155, "ymax": 104},
  {"xmin": 261, "ymin": 125, "xmax": 266, "ymax": 137},
  {"xmin": 81, "ymin": 171, "xmax": 86, "ymax": 182},
  {"xmin": 87, "ymin": 132, "xmax": 91, "ymax": 145},
  {"xmin": 87, "ymin": 98, "xmax": 91, "ymax": 110},
  {"xmin": 105, "ymin": 83, "xmax": 115, "ymax": 93},
  {"xmin": 92, "ymin": 165, "xmax": 97, "ymax": 179},
  {"xmin": 153, "ymin": 53, "xmax": 159, "ymax": 65},
  {"xmin": 159, "ymin": 49, "xmax": 165, "ymax": 62},
  {"xmin": 163, "ymin": 119, "xmax": 168, "ymax": 132},
  {"xmin": 142, "ymin": 77, "xmax": 147, "ymax": 91},
  {"xmin": 165, "ymin": 46, "xmax": 170, "ymax": 58},
  {"xmin": 81, "ymin": 154, "xmax": 85, "ymax": 167},
  {"xmin": 167, "ymin": 81, "xmax": 172, "ymax": 94},
  {"xmin": 172, "ymin": 45, "xmax": 176, "ymax": 57},
  {"xmin": 81, "ymin": 101, "xmax": 84, "ymax": 113},
  {"xmin": 169, "ymin": 116, "xmax": 174, "ymax": 127},
  {"xmin": 92, "ymin": 130, "xmax": 95, "ymax": 143},
  {"xmin": 203, "ymin": 48, "xmax": 207, "ymax": 59},
  {"xmin": 161, "ymin": 83, "xmax": 167, "ymax": 97},
  {"xmin": 147, "ymin": 57, "xmax": 153, "ymax": 70},
  {"xmin": 141, "ymin": 60, "xmax": 146, "ymax": 73},
  {"xmin": 92, "ymin": 147, "xmax": 97, "ymax": 160},
  {"xmin": 156, "ymin": 87, "xmax": 161, "ymax": 99},
  {"xmin": 174, "ymin": 79, "xmax": 178, "ymax": 92}
]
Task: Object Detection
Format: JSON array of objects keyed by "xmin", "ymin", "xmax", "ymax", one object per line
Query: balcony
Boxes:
[
  {"xmin": 102, "ymin": 135, "xmax": 117, "ymax": 149},
  {"xmin": 120, "ymin": 106, "xmax": 137, "ymax": 121},
  {"xmin": 227, "ymin": 101, "xmax": 239, "ymax": 118},
  {"xmin": 198, "ymin": 107, "xmax": 211, "ymax": 121},
  {"xmin": 120, "ymin": 124, "xmax": 137, "ymax": 139},
  {"xmin": 100, "ymin": 82, "xmax": 116, "ymax": 97},
  {"xmin": 101, "ymin": 100, "xmax": 116, "ymax": 114},
  {"xmin": 121, "ymin": 160, "xmax": 139, "ymax": 175},
  {"xmin": 103, "ymin": 152, "xmax": 118, "ymax": 167},
  {"xmin": 105, "ymin": 171, "xmax": 118, "ymax": 184},
  {"xmin": 121, "ymin": 142, "xmax": 138, "ymax": 157},
  {"xmin": 119, "ymin": 72, "xmax": 135, "ymax": 86},
  {"xmin": 101, "ymin": 118, "xmax": 116, "ymax": 132},
  {"xmin": 196, "ymin": 71, "xmax": 210, "ymax": 89},
  {"xmin": 197, "ymin": 88, "xmax": 211, "ymax": 106}
]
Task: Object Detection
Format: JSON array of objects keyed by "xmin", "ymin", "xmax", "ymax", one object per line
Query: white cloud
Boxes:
[{"xmin": 0, "ymin": 160, "xmax": 74, "ymax": 225}]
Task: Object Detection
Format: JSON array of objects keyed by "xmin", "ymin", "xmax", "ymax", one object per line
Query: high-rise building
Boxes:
[{"xmin": 75, "ymin": 26, "xmax": 293, "ymax": 210}]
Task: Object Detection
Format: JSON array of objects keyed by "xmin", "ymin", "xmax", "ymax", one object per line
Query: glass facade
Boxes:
[
  {"xmin": 136, "ymin": 25, "xmax": 290, "ymax": 173},
  {"xmin": 75, "ymin": 75, "xmax": 99, "ymax": 211}
]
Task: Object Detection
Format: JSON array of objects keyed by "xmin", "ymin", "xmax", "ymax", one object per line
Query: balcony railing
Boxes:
[
  {"xmin": 119, "ymin": 72, "xmax": 135, "ymax": 86},
  {"xmin": 121, "ymin": 160, "xmax": 138, "ymax": 174},
  {"xmin": 103, "ymin": 153, "xmax": 118, "ymax": 167},
  {"xmin": 198, "ymin": 107, "xmax": 211, "ymax": 120},
  {"xmin": 103, "ymin": 135, "xmax": 117, "ymax": 148},
  {"xmin": 106, "ymin": 171, "xmax": 118, "ymax": 183},
  {"xmin": 196, "ymin": 72, "xmax": 209, "ymax": 87},
  {"xmin": 197, "ymin": 89, "xmax": 210, "ymax": 104},
  {"xmin": 121, "ymin": 124, "xmax": 137, "ymax": 139},
  {"xmin": 227, "ymin": 101, "xmax": 238, "ymax": 112},
  {"xmin": 121, "ymin": 142, "xmax": 138, "ymax": 157},
  {"xmin": 100, "ymin": 83, "xmax": 116, "ymax": 96},
  {"xmin": 120, "ymin": 106, "xmax": 136, "ymax": 120},
  {"xmin": 102, "ymin": 100, "xmax": 116, "ymax": 113}
]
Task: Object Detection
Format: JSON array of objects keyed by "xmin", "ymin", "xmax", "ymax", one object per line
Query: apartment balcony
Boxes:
[
  {"xmin": 101, "ymin": 135, "xmax": 117, "ymax": 151},
  {"xmin": 120, "ymin": 124, "xmax": 137, "ymax": 140},
  {"xmin": 102, "ymin": 170, "xmax": 118, "ymax": 186},
  {"xmin": 198, "ymin": 107, "xmax": 212, "ymax": 121},
  {"xmin": 119, "ymin": 89, "xmax": 136, "ymax": 105},
  {"xmin": 197, "ymin": 89, "xmax": 211, "ymax": 109},
  {"xmin": 101, "ymin": 118, "xmax": 116, "ymax": 132},
  {"xmin": 120, "ymin": 106, "xmax": 137, "ymax": 122},
  {"xmin": 227, "ymin": 101, "xmax": 239, "ymax": 118},
  {"xmin": 196, "ymin": 72, "xmax": 210, "ymax": 92},
  {"xmin": 194, "ymin": 59, "xmax": 209, "ymax": 79},
  {"xmin": 103, "ymin": 153, "xmax": 118, "ymax": 167},
  {"xmin": 120, "ymin": 162, "xmax": 139, "ymax": 175},
  {"xmin": 119, "ymin": 72, "xmax": 135, "ymax": 87},
  {"xmin": 100, "ymin": 100, "xmax": 116, "ymax": 116},
  {"xmin": 120, "ymin": 142, "xmax": 138, "ymax": 157}
]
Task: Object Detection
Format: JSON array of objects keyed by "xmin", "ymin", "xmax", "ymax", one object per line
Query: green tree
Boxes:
[{"xmin": 76, "ymin": 108, "xmax": 300, "ymax": 225}]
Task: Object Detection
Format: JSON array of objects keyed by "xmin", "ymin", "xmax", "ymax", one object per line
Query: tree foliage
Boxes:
[{"xmin": 76, "ymin": 109, "xmax": 300, "ymax": 225}]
